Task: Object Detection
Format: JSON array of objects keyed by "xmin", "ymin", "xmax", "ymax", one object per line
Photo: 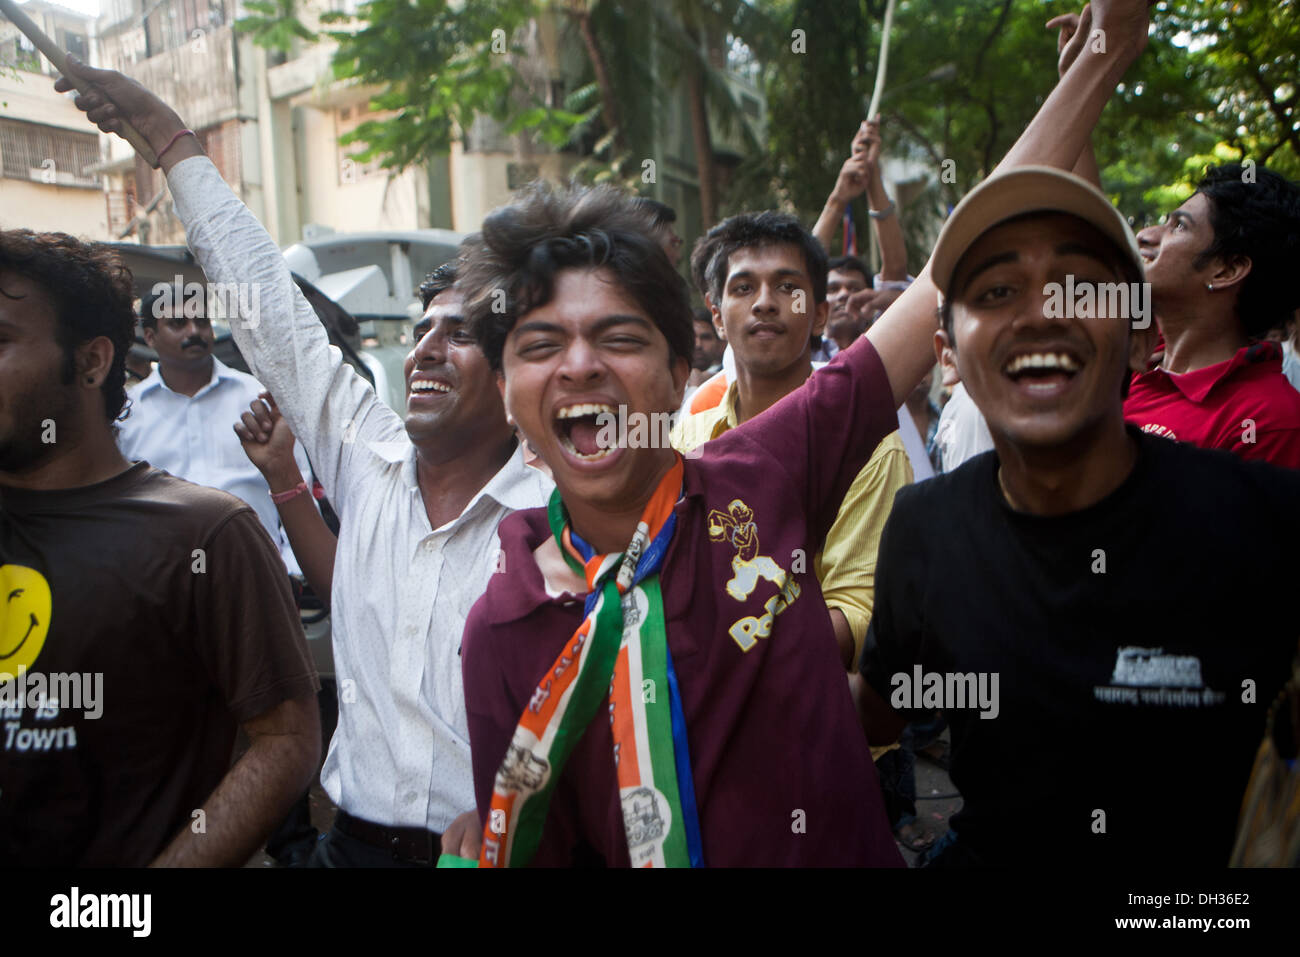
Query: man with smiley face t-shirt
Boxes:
[{"xmin": 0, "ymin": 228, "xmax": 318, "ymax": 867}]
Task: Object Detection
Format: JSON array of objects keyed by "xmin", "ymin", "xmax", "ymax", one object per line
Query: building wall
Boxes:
[
  {"xmin": 0, "ymin": 3, "xmax": 107, "ymax": 239},
  {"xmin": 446, "ymin": 143, "xmax": 579, "ymax": 234},
  {"xmin": 0, "ymin": 177, "xmax": 108, "ymax": 235}
]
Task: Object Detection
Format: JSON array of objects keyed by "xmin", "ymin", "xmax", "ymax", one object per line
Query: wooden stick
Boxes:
[
  {"xmin": 865, "ymin": 0, "xmax": 898, "ymax": 122},
  {"xmin": 0, "ymin": 0, "xmax": 159, "ymax": 166}
]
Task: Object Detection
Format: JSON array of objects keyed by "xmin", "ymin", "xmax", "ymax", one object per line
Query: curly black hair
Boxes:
[
  {"xmin": 0, "ymin": 229, "xmax": 136, "ymax": 421},
  {"xmin": 459, "ymin": 181, "xmax": 693, "ymax": 371},
  {"xmin": 1194, "ymin": 164, "xmax": 1300, "ymax": 338},
  {"xmin": 417, "ymin": 259, "xmax": 459, "ymax": 310}
]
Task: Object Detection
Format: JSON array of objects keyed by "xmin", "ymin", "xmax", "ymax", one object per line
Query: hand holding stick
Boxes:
[{"xmin": 0, "ymin": 0, "xmax": 159, "ymax": 166}]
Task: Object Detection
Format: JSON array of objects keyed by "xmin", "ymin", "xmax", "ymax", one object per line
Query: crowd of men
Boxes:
[{"xmin": 2, "ymin": 0, "xmax": 1299, "ymax": 868}]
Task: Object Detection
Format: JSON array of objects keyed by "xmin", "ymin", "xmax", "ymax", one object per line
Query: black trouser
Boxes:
[
  {"xmin": 266, "ymin": 791, "xmax": 318, "ymax": 865},
  {"xmin": 306, "ymin": 812, "xmax": 442, "ymax": 868}
]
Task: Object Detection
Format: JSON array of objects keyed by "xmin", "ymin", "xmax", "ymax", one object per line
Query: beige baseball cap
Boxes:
[{"xmin": 929, "ymin": 165, "xmax": 1144, "ymax": 300}]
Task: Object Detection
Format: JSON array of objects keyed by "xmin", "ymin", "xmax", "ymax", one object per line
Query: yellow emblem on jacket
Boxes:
[{"xmin": 707, "ymin": 500, "xmax": 801, "ymax": 651}]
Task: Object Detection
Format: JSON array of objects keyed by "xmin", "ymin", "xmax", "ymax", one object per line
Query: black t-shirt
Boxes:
[
  {"xmin": 862, "ymin": 430, "xmax": 1300, "ymax": 867},
  {"xmin": 0, "ymin": 463, "xmax": 318, "ymax": 866}
]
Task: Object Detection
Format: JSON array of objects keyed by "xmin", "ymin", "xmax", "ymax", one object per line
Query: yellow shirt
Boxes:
[{"xmin": 671, "ymin": 380, "xmax": 913, "ymax": 667}]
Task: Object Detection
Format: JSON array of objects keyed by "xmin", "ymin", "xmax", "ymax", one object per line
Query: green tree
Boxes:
[
  {"xmin": 743, "ymin": 0, "xmax": 1215, "ymax": 261},
  {"xmin": 239, "ymin": 0, "xmax": 586, "ymax": 173},
  {"xmin": 1162, "ymin": 0, "xmax": 1300, "ymax": 181}
]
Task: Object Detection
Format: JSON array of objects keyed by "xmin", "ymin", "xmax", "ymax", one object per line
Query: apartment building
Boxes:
[{"xmin": 0, "ymin": 0, "xmax": 106, "ymax": 236}]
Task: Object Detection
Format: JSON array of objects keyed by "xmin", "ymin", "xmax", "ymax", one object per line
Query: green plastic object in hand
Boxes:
[{"xmin": 436, "ymin": 853, "xmax": 479, "ymax": 868}]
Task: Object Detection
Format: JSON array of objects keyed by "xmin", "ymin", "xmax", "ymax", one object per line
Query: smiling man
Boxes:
[
  {"xmin": 853, "ymin": 166, "xmax": 1300, "ymax": 867},
  {"xmin": 1125, "ymin": 164, "xmax": 1300, "ymax": 466},
  {"xmin": 457, "ymin": 184, "xmax": 905, "ymax": 867},
  {"xmin": 55, "ymin": 58, "xmax": 554, "ymax": 867}
]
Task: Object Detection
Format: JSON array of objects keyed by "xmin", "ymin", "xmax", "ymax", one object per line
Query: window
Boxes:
[
  {"xmin": 0, "ymin": 33, "xmax": 41, "ymax": 73},
  {"xmin": 63, "ymin": 32, "xmax": 89, "ymax": 63},
  {"xmin": 507, "ymin": 162, "xmax": 540, "ymax": 190},
  {"xmin": 336, "ymin": 105, "xmax": 385, "ymax": 184},
  {"xmin": 0, "ymin": 120, "xmax": 101, "ymax": 188}
]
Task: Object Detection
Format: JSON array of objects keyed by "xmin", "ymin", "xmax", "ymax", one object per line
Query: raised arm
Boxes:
[
  {"xmin": 865, "ymin": 0, "xmax": 1152, "ymax": 407},
  {"xmin": 860, "ymin": 118, "xmax": 909, "ymax": 281},
  {"xmin": 55, "ymin": 59, "xmax": 405, "ymax": 511},
  {"xmin": 236, "ymin": 393, "xmax": 338, "ymax": 606},
  {"xmin": 1049, "ymin": 6, "xmax": 1104, "ymax": 188},
  {"xmin": 813, "ymin": 118, "xmax": 907, "ymax": 283},
  {"xmin": 813, "ymin": 149, "xmax": 869, "ymax": 252}
]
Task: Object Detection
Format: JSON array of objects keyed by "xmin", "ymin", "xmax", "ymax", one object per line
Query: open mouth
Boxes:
[
  {"xmin": 1002, "ymin": 350, "xmax": 1083, "ymax": 396},
  {"xmin": 409, "ymin": 379, "xmax": 453, "ymax": 397},
  {"xmin": 553, "ymin": 402, "xmax": 616, "ymax": 461}
]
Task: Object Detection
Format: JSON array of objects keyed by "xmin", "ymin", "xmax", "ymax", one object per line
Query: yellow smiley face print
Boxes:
[{"xmin": 0, "ymin": 565, "xmax": 52, "ymax": 680}]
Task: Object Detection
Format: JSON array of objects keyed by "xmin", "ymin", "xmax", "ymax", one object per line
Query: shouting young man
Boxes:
[
  {"xmin": 855, "ymin": 166, "xmax": 1300, "ymax": 866},
  {"xmin": 457, "ymin": 183, "xmax": 905, "ymax": 867}
]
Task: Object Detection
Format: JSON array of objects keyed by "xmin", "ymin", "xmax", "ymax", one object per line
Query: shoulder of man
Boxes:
[
  {"xmin": 131, "ymin": 466, "xmax": 265, "ymax": 536},
  {"xmin": 672, "ymin": 402, "xmax": 728, "ymax": 454},
  {"xmin": 213, "ymin": 361, "xmax": 269, "ymax": 395}
]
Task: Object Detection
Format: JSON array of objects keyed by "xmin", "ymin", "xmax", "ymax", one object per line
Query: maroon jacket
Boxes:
[{"xmin": 462, "ymin": 338, "xmax": 904, "ymax": 866}]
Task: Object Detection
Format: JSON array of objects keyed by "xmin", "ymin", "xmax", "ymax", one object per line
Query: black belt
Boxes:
[{"xmin": 335, "ymin": 810, "xmax": 442, "ymax": 864}]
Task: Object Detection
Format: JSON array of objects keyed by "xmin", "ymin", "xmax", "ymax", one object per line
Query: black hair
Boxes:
[
  {"xmin": 635, "ymin": 197, "xmax": 677, "ymax": 227},
  {"xmin": 138, "ymin": 290, "xmax": 161, "ymax": 329},
  {"xmin": 701, "ymin": 211, "xmax": 828, "ymax": 307},
  {"xmin": 688, "ymin": 231, "xmax": 717, "ymax": 300},
  {"xmin": 1193, "ymin": 164, "xmax": 1300, "ymax": 338},
  {"xmin": 460, "ymin": 181, "xmax": 693, "ymax": 371},
  {"xmin": 0, "ymin": 229, "xmax": 136, "ymax": 421},
  {"xmin": 138, "ymin": 283, "xmax": 213, "ymax": 330},
  {"xmin": 418, "ymin": 259, "xmax": 459, "ymax": 310},
  {"xmin": 827, "ymin": 255, "xmax": 873, "ymax": 288}
]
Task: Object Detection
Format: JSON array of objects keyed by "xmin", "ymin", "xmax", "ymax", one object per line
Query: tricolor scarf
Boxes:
[{"xmin": 479, "ymin": 457, "xmax": 704, "ymax": 868}]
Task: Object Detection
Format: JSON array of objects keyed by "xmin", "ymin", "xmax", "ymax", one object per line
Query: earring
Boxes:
[{"xmin": 1206, "ymin": 283, "xmax": 1214, "ymax": 291}]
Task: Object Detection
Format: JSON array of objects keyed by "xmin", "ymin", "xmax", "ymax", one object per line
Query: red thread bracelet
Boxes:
[
  {"xmin": 270, "ymin": 481, "xmax": 309, "ymax": 505},
  {"xmin": 156, "ymin": 128, "xmax": 196, "ymax": 165}
]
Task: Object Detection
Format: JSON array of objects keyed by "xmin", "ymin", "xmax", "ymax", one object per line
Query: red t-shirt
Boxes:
[
  {"xmin": 462, "ymin": 338, "xmax": 904, "ymax": 866},
  {"xmin": 1124, "ymin": 341, "xmax": 1300, "ymax": 468}
]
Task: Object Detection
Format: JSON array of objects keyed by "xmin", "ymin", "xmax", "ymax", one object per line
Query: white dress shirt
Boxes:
[
  {"xmin": 117, "ymin": 357, "xmax": 310, "ymax": 573},
  {"xmin": 168, "ymin": 156, "xmax": 554, "ymax": 832}
]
